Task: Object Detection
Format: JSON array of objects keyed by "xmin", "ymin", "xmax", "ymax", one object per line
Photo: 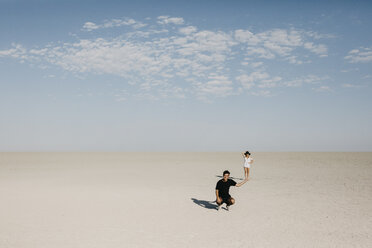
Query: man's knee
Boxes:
[
  {"xmin": 216, "ymin": 197, "xmax": 223, "ymax": 205},
  {"xmin": 229, "ymin": 198, "xmax": 235, "ymax": 205}
]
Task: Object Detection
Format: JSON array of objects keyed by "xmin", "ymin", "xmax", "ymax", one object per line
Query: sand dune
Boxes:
[{"xmin": 0, "ymin": 152, "xmax": 371, "ymax": 247}]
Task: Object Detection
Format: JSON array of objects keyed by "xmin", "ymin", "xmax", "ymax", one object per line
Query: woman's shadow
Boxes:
[{"xmin": 191, "ymin": 198, "xmax": 218, "ymax": 210}]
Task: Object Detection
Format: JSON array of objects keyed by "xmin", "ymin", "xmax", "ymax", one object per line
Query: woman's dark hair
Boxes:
[
  {"xmin": 223, "ymin": 170, "xmax": 230, "ymax": 175},
  {"xmin": 244, "ymin": 151, "xmax": 251, "ymax": 156}
]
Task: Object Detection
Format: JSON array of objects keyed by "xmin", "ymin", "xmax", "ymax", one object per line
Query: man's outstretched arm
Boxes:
[
  {"xmin": 236, "ymin": 178, "xmax": 248, "ymax": 187},
  {"xmin": 215, "ymin": 189, "xmax": 219, "ymax": 199}
]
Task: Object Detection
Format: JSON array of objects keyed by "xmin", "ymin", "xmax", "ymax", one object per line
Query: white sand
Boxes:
[{"xmin": 0, "ymin": 152, "xmax": 371, "ymax": 247}]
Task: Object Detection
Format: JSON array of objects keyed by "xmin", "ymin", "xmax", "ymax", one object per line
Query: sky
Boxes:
[{"xmin": 0, "ymin": 0, "xmax": 371, "ymax": 151}]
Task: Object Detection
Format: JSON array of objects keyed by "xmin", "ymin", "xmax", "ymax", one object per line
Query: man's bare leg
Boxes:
[
  {"xmin": 226, "ymin": 197, "xmax": 235, "ymax": 211},
  {"xmin": 216, "ymin": 197, "xmax": 223, "ymax": 210}
]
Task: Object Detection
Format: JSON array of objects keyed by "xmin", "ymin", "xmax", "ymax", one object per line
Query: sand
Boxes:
[{"xmin": 0, "ymin": 152, "xmax": 371, "ymax": 247}]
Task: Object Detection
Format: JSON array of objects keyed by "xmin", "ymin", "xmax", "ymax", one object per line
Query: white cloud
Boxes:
[
  {"xmin": 179, "ymin": 26, "xmax": 197, "ymax": 35},
  {"xmin": 304, "ymin": 42, "xmax": 327, "ymax": 57},
  {"xmin": 0, "ymin": 16, "xmax": 335, "ymax": 100},
  {"xmin": 263, "ymin": 41, "xmax": 293, "ymax": 56},
  {"xmin": 28, "ymin": 33, "xmax": 235, "ymax": 98},
  {"xmin": 342, "ymin": 83, "xmax": 361, "ymax": 88},
  {"xmin": 234, "ymin": 29, "xmax": 260, "ymax": 45},
  {"xmin": 246, "ymin": 47, "xmax": 275, "ymax": 59},
  {"xmin": 195, "ymin": 83, "xmax": 233, "ymax": 98},
  {"xmin": 237, "ymin": 28, "xmax": 329, "ymax": 61},
  {"xmin": 81, "ymin": 18, "xmax": 147, "ymax": 31},
  {"xmin": 189, "ymin": 74, "xmax": 234, "ymax": 98},
  {"xmin": 157, "ymin": 16, "xmax": 184, "ymax": 25},
  {"xmin": 258, "ymin": 29, "xmax": 303, "ymax": 47},
  {"xmin": 251, "ymin": 62, "xmax": 263, "ymax": 68},
  {"xmin": 237, "ymin": 71, "xmax": 268, "ymax": 83},
  {"xmin": 236, "ymin": 71, "xmax": 281, "ymax": 89},
  {"xmin": 235, "ymin": 74, "xmax": 254, "ymax": 89},
  {"xmin": 345, "ymin": 47, "xmax": 372, "ymax": 63},
  {"xmin": 313, "ymin": 85, "xmax": 331, "ymax": 92},
  {"xmin": 197, "ymin": 85, "xmax": 233, "ymax": 97},
  {"xmin": 0, "ymin": 43, "xmax": 27, "ymax": 58},
  {"xmin": 82, "ymin": 22, "xmax": 99, "ymax": 31},
  {"xmin": 304, "ymin": 31, "xmax": 336, "ymax": 40},
  {"xmin": 283, "ymin": 75, "xmax": 329, "ymax": 87},
  {"xmin": 258, "ymin": 76, "xmax": 282, "ymax": 88},
  {"xmin": 29, "ymin": 48, "xmax": 48, "ymax": 56},
  {"xmin": 285, "ymin": 55, "xmax": 303, "ymax": 64}
]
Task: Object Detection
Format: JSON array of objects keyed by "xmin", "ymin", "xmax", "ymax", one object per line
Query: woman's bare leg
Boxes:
[{"xmin": 244, "ymin": 167, "xmax": 249, "ymax": 179}]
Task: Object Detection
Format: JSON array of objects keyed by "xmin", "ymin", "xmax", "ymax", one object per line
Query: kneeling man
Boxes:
[{"xmin": 215, "ymin": 170, "xmax": 248, "ymax": 211}]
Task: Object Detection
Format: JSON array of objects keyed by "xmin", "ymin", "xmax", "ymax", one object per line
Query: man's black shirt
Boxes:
[{"xmin": 215, "ymin": 179, "xmax": 237, "ymax": 199}]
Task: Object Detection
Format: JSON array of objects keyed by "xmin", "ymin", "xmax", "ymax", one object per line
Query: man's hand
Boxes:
[{"xmin": 236, "ymin": 178, "xmax": 249, "ymax": 187}]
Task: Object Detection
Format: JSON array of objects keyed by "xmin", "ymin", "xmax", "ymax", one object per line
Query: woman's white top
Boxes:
[{"xmin": 244, "ymin": 157, "xmax": 252, "ymax": 168}]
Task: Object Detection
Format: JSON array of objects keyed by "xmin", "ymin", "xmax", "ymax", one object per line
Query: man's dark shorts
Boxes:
[{"xmin": 221, "ymin": 197, "xmax": 234, "ymax": 206}]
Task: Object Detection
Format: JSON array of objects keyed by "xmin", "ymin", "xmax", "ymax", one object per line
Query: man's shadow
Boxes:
[
  {"xmin": 191, "ymin": 198, "xmax": 218, "ymax": 210},
  {"xmin": 216, "ymin": 175, "xmax": 244, "ymax": 180}
]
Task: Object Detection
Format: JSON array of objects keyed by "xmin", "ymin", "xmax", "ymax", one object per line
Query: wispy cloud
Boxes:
[
  {"xmin": 157, "ymin": 16, "xmax": 184, "ymax": 25},
  {"xmin": 304, "ymin": 42, "xmax": 328, "ymax": 57},
  {"xmin": 179, "ymin": 26, "xmax": 197, "ymax": 35},
  {"xmin": 341, "ymin": 83, "xmax": 362, "ymax": 88},
  {"xmin": 0, "ymin": 16, "xmax": 334, "ymax": 100},
  {"xmin": 235, "ymin": 28, "xmax": 328, "ymax": 64},
  {"xmin": 313, "ymin": 85, "xmax": 331, "ymax": 92},
  {"xmin": 0, "ymin": 43, "xmax": 27, "ymax": 60},
  {"xmin": 196, "ymin": 75, "xmax": 234, "ymax": 97},
  {"xmin": 282, "ymin": 75, "xmax": 329, "ymax": 87},
  {"xmin": 345, "ymin": 47, "xmax": 372, "ymax": 63},
  {"xmin": 236, "ymin": 71, "xmax": 282, "ymax": 89},
  {"xmin": 81, "ymin": 18, "xmax": 147, "ymax": 31}
]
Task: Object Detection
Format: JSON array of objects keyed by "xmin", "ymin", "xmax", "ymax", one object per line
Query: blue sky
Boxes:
[{"xmin": 0, "ymin": 0, "xmax": 371, "ymax": 151}]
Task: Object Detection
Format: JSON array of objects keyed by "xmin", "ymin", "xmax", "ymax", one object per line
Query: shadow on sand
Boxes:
[
  {"xmin": 215, "ymin": 175, "xmax": 244, "ymax": 180},
  {"xmin": 191, "ymin": 198, "xmax": 218, "ymax": 210}
]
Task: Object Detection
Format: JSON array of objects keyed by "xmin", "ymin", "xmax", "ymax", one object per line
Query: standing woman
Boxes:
[{"xmin": 242, "ymin": 151, "xmax": 253, "ymax": 179}]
